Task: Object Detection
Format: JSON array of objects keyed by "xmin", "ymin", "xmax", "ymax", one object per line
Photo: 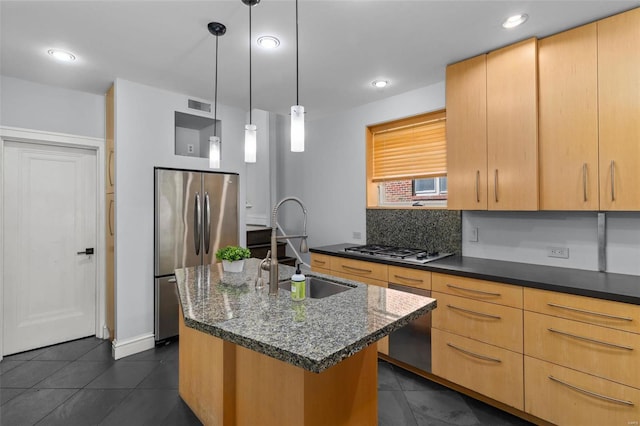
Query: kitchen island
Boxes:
[{"xmin": 175, "ymin": 258, "xmax": 436, "ymax": 426}]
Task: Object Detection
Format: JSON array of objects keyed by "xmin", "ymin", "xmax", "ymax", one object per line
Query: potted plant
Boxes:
[{"xmin": 216, "ymin": 245, "xmax": 251, "ymax": 273}]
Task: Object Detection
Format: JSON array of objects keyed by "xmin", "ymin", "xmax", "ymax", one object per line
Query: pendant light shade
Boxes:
[
  {"xmin": 208, "ymin": 22, "xmax": 226, "ymax": 169},
  {"xmin": 209, "ymin": 136, "xmax": 221, "ymax": 168},
  {"xmin": 244, "ymin": 124, "xmax": 257, "ymax": 163},
  {"xmin": 243, "ymin": 0, "xmax": 259, "ymax": 163},
  {"xmin": 291, "ymin": 105, "xmax": 304, "ymax": 152},
  {"xmin": 290, "ymin": 0, "xmax": 305, "ymax": 152}
]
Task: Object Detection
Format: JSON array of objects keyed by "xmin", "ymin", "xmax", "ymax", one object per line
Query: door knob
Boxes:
[{"xmin": 77, "ymin": 248, "xmax": 95, "ymax": 255}]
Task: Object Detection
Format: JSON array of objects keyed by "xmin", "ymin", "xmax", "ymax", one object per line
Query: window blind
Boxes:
[{"xmin": 371, "ymin": 116, "xmax": 446, "ymax": 182}]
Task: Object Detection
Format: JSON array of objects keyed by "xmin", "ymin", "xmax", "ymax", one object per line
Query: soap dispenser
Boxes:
[{"xmin": 291, "ymin": 263, "xmax": 306, "ymax": 301}]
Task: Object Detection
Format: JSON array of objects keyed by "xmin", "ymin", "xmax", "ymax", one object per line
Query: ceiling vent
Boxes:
[{"xmin": 188, "ymin": 99, "xmax": 211, "ymax": 113}]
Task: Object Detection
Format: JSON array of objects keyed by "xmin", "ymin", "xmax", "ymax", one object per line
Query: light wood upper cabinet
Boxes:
[
  {"xmin": 487, "ymin": 38, "xmax": 539, "ymax": 211},
  {"xmin": 539, "ymin": 24, "xmax": 599, "ymax": 210},
  {"xmin": 446, "ymin": 54, "xmax": 488, "ymax": 210},
  {"xmin": 598, "ymin": 7, "xmax": 640, "ymax": 211}
]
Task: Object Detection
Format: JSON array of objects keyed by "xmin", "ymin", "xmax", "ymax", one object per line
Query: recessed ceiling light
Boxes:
[
  {"xmin": 47, "ymin": 48, "xmax": 76, "ymax": 62},
  {"xmin": 372, "ymin": 80, "xmax": 389, "ymax": 88},
  {"xmin": 502, "ymin": 14, "xmax": 528, "ymax": 29},
  {"xmin": 257, "ymin": 36, "xmax": 280, "ymax": 49}
]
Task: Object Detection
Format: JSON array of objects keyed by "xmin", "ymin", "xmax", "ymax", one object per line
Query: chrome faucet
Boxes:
[{"xmin": 269, "ymin": 197, "xmax": 308, "ymax": 295}]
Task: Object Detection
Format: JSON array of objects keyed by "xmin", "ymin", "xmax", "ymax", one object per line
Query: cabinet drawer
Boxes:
[
  {"xmin": 331, "ymin": 257, "xmax": 387, "ymax": 282},
  {"xmin": 330, "ymin": 270, "xmax": 387, "ymax": 288},
  {"xmin": 388, "ymin": 266, "xmax": 431, "ymax": 290},
  {"xmin": 311, "ymin": 266, "xmax": 332, "ymax": 276},
  {"xmin": 432, "ymin": 328, "xmax": 523, "ymax": 410},
  {"xmin": 432, "ymin": 273, "xmax": 522, "ymax": 308},
  {"xmin": 310, "ymin": 253, "xmax": 333, "ymax": 271},
  {"xmin": 524, "ymin": 287, "xmax": 640, "ymax": 334},
  {"xmin": 524, "ymin": 311, "xmax": 640, "ymax": 388},
  {"xmin": 433, "ymin": 292, "xmax": 523, "ymax": 353},
  {"xmin": 525, "ymin": 356, "xmax": 640, "ymax": 426}
]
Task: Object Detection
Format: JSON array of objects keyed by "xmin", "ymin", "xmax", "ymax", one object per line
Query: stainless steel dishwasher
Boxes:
[{"xmin": 388, "ymin": 284, "xmax": 432, "ymax": 373}]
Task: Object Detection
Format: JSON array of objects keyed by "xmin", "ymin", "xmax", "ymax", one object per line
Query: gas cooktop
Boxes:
[{"xmin": 343, "ymin": 244, "xmax": 453, "ymax": 265}]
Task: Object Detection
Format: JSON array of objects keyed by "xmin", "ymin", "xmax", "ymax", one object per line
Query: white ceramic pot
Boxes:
[{"xmin": 222, "ymin": 259, "xmax": 245, "ymax": 273}]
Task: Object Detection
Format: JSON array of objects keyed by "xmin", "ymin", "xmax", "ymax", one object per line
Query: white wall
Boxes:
[
  {"xmin": 277, "ymin": 82, "xmax": 446, "ymax": 259},
  {"xmin": 462, "ymin": 212, "xmax": 599, "ymax": 270},
  {"xmin": 462, "ymin": 211, "xmax": 640, "ymax": 275},
  {"xmin": 114, "ymin": 79, "xmax": 247, "ymax": 343},
  {"xmin": 0, "ymin": 75, "xmax": 104, "ymax": 138}
]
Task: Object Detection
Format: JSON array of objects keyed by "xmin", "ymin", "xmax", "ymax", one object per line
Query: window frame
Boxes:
[{"xmin": 366, "ymin": 110, "xmax": 447, "ymax": 209}]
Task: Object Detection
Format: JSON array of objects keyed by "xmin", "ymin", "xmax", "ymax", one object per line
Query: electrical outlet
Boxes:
[
  {"xmin": 548, "ymin": 247, "xmax": 570, "ymax": 259},
  {"xmin": 187, "ymin": 144, "xmax": 195, "ymax": 154},
  {"xmin": 352, "ymin": 231, "xmax": 362, "ymax": 240},
  {"xmin": 469, "ymin": 227, "xmax": 479, "ymax": 242}
]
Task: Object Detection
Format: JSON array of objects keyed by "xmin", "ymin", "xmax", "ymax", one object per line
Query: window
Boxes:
[{"xmin": 366, "ymin": 110, "xmax": 447, "ymax": 207}]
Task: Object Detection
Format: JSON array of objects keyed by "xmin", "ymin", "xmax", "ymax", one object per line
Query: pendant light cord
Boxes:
[
  {"xmin": 214, "ymin": 34, "xmax": 219, "ymax": 137},
  {"xmin": 249, "ymin": 3, "xmax": 252, "ymax": 124},
  {"xmin": 295, "ymin": 0, "xmax": 299, "ymax": 106}
]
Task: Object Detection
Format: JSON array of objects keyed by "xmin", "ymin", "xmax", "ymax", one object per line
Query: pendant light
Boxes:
[
  {"xmin": 290, "ymin": 0, "xmax": 304, "ymax": 152},
  {"xmin": 243, "ymin": 0, "xmax": 260, "ymax": 163},
  {"xmin": 208, "ymin": 22, "xmax": 226, "ymax": 169}
]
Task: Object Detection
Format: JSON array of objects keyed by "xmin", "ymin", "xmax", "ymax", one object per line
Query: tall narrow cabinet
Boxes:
[
  {"xmin": 486, "ymin": 38, "xmax": 539, "ymax": 211},
  {"xmin": 539, "ymin": 24, "xmax": 599, "ymax": 210},
  {"xmin": 598, "ymin": 7, "xmax": 640, "ymax": 211},
  {"xmin": 105, "ymin": 85, "xmax": 115, "ymax": 341},
  {"xmin": 446, "ymin": 54, "xmax": 488, "ymax": 210}
]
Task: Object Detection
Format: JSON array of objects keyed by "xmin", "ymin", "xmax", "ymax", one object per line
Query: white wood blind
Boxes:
[{"xmin": 371, "ymin": 116, "xmax": 447, "ymax": 182}]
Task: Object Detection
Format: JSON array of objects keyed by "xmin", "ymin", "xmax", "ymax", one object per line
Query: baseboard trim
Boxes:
[{"xmin": 112, "ymin": 333, "xmax": 155, "ymax": 360}]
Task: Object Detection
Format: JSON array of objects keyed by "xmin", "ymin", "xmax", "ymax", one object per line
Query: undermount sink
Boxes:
[{"xmin": 279, "ymin": 276, "xmax": 355, "ymax": 299}]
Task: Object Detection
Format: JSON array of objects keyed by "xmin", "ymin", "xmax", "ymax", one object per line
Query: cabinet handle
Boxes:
[
  {"xmin": 494, "ymin": 169, "xmax": 499, "ymax": 203},
  {"xmin": 447, "ymin": 343, "xmax": 502, "ymax": 363},
  {"xmin": 447, "ymin": 304, "xmax": 501, "ymax": 320},
  {"xmin": 108, "ymin": 150, "xmax": 114, "ymax": 186},
  {"xmin": 342, "ymin": 265, "xmax": 372, "ymax": 274},
  {"xmin": 475, "ymin": 170, "xmax": 480, "ymax": 203},
  {"xmin": 194, "ymin": 193, "xmax": 201, "ymax": 256},
  {"xmin": 548, "ymin": 376, "xmax": 634, "ymax": 406},
  {"xmin": 108, "ymin": 199, "xmax": 114, "ymax": 236},
  {"xmin": 547, "ymin": 303, "xmax": 633, "ymax": 322},
  {"xmin": 582, "ymin": 163, "xmax": 587, "ymax": 202},
  {"xmin": 393, "ymin": 274, "xmax": 423, "ymax": 283},
  {"xmin": 446, "ymin": 284, "xmax": 501, "ymax": 297},
  {"xmin": 548, "ymin": 328, "xmax": 633, "ymax": 351},
  {"xmin": 314, "ymin": 259, "xmax": 326, "ymax": 264},
  {"xmin": 610, "ymin": 160, "xmax": 615, "ymax": 201}
]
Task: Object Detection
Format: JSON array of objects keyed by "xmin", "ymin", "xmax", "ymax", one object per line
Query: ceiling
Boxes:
[{"xmin": 1, "ymin": 1, "xmax": 638, "ymax": 119}]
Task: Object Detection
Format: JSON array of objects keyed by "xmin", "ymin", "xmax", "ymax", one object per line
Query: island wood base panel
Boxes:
[{"xmin": 178, "ymin": 312, "xmax": 377, "ymax": 426}]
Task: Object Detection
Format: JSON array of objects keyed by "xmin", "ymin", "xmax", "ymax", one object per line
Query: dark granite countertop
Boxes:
[
  {"xmin": 311, "ymin": 244, "xmax": 640, "ymax": 305},
  {"xmin": 175, "ymin": 258, "xmax": 436, "ymax": 373}
]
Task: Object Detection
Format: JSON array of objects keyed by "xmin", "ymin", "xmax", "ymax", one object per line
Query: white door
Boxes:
[{"xmin": 3, "ymin": 141, "xmax": 97, "ymax": 355}]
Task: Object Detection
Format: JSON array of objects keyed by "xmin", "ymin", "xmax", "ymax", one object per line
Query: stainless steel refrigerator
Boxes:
[{"xmin": 154, "ymin": 167, "xmax": 239, "ymax": 342}]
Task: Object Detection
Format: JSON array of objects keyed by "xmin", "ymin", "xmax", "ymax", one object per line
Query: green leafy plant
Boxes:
[{"xmin": 215, "ymin": 246, "xmax": 251, "ymax": 262}]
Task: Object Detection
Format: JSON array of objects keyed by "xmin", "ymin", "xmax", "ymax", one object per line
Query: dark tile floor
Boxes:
[{"xmin": 0, "ymin": 337, "xmax": 532, "ymax": 426}]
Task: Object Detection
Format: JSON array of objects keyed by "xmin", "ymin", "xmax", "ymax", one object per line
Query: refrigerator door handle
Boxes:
[
  {"xmin": 194, "ymin": 192, "xmax": 201, "ymax": 255},
  {"xmin": 204, "ymin": 192, "xmax": 211, "ymax": 254}
]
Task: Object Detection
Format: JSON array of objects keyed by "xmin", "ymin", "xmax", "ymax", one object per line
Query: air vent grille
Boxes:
[{"xmin": 188, "ymin": 99, "xmax": 211, "ymax": 113}]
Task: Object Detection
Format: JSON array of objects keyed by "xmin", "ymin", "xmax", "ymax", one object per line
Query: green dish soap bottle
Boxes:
[{"xmin": 291, "ymin": 263, "xmax": 306, "ymax": 301}]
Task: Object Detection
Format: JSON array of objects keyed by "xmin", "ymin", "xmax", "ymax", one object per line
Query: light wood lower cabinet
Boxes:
[
  {"xmin": 388, "ymin": 265, "xmax": 431, "ymax": 290},
  {"xmin": 433, "ymin": 292, "xmax": 523, "ymax": 353},
  {"xmin": 524, "ymin": 287, "xmax": 640, "ymax": 334},
  {"xmin": 310, "ymin": 253, "xmax": 333, "ymax": 271},
  {"xmin": 524, "ymin": 310, "xmax": 640, "ymax": 389},
  {"xmin": 525, "ymin": 356, "xmax": 640, "ymax": 426},
  {"xmin": 433, "ymin": 328, "xmax": 524, "ymax": 410},
  {"xmin": 432, "ymin": 272, "xmax": 523, "ymax": 309},
  {"xmin": 330, "ymin": 256, "xmax": 387, "ymax": 282}
]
